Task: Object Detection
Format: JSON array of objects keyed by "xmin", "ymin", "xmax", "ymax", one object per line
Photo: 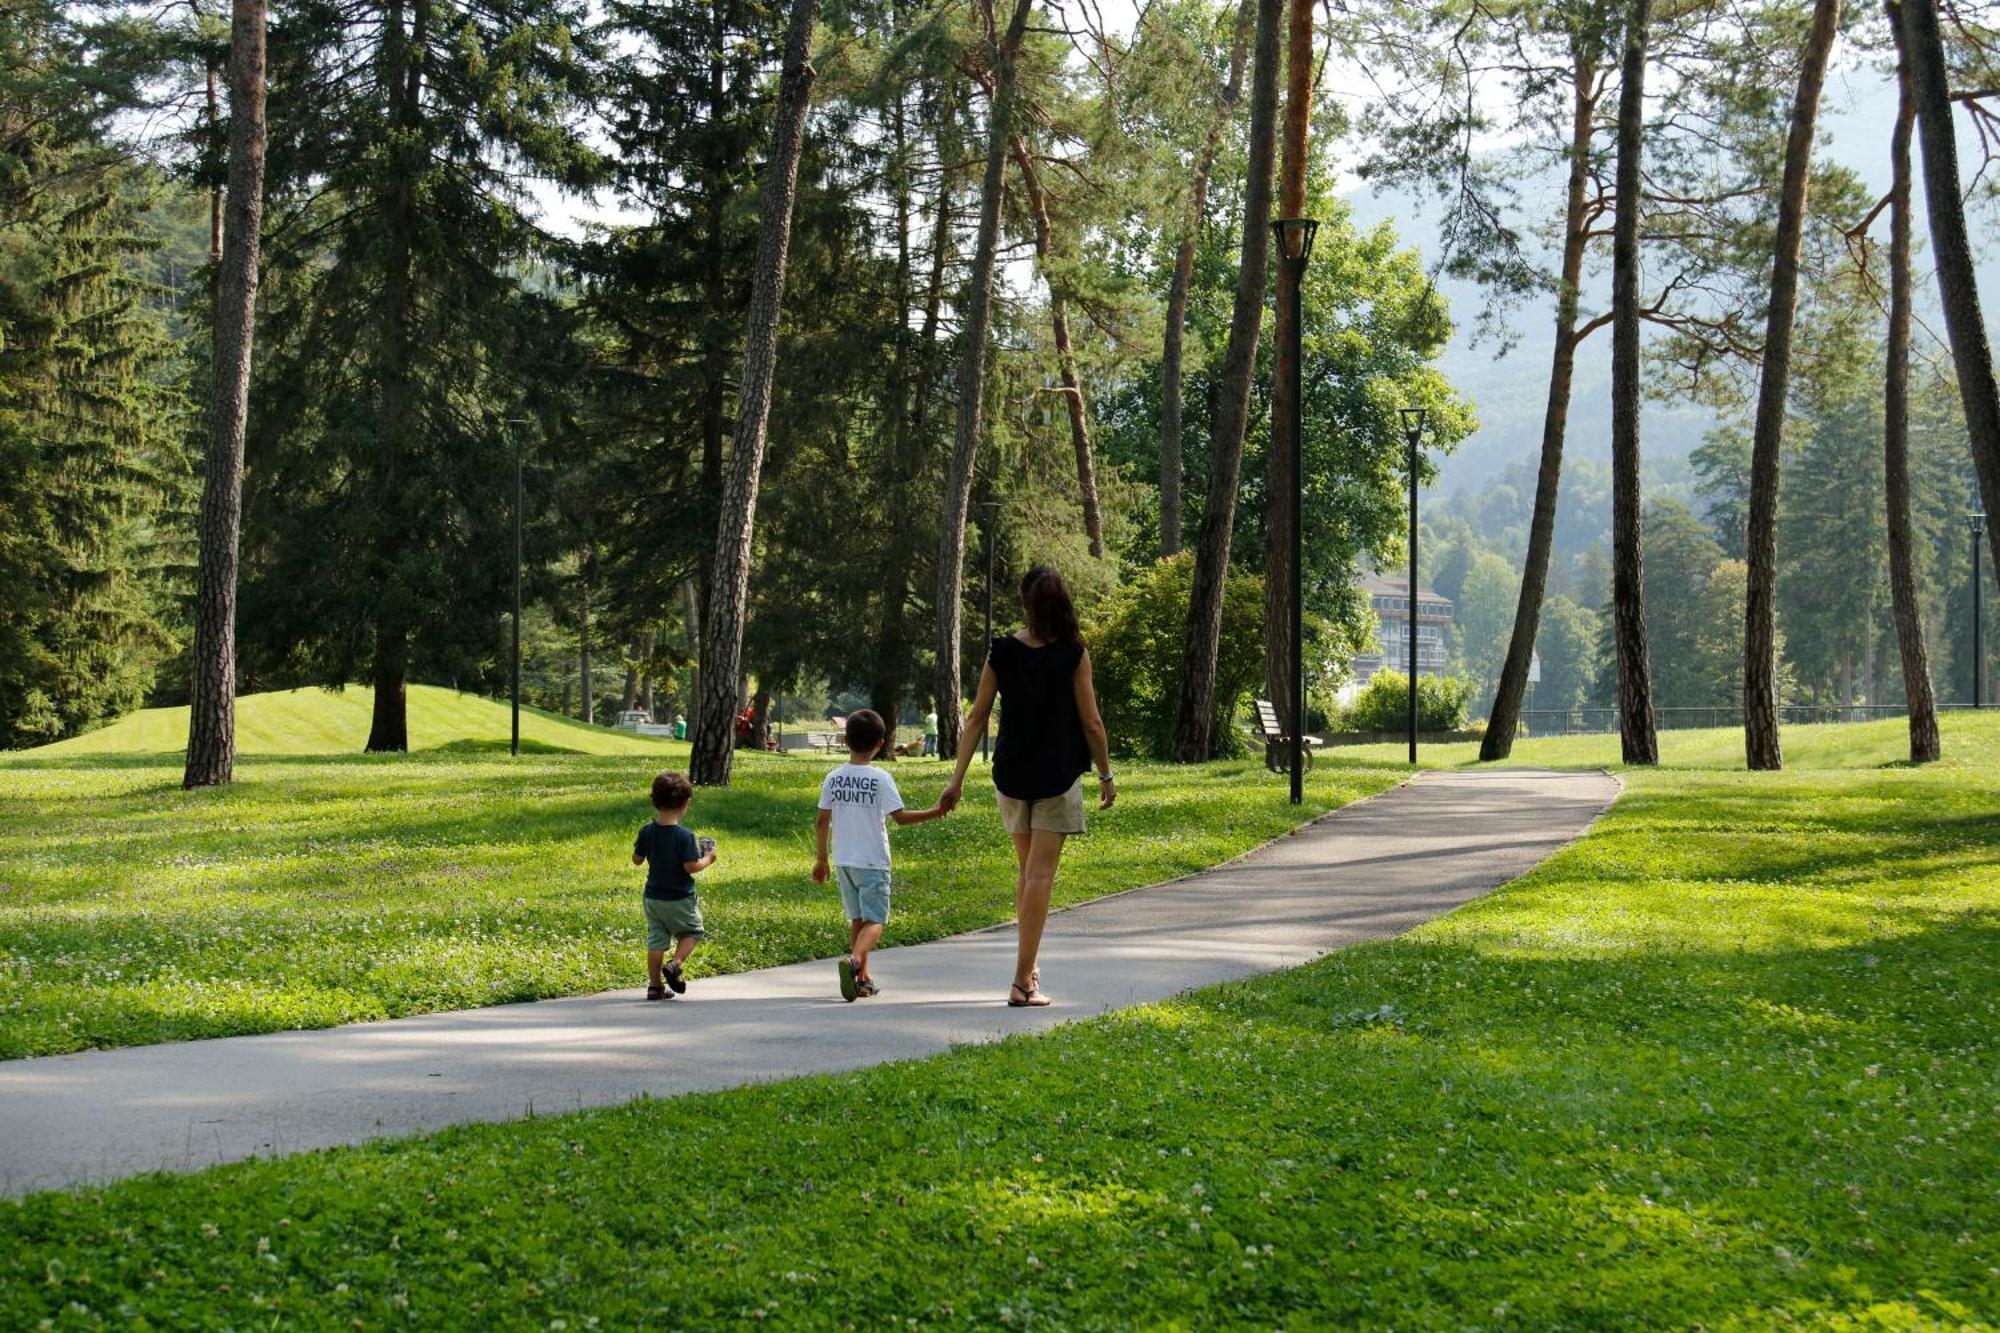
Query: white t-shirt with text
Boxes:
[{"xmin": 818, "ymin": 762, "xmax": 904, "ymax": 869}]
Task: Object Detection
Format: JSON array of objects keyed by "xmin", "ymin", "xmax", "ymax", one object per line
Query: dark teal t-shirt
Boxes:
[{"xmin": 635, "ymin": 822, "xmax": 699, "ymax": 900}]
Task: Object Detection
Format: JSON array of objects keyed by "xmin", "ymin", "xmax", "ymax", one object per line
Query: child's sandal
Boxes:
[{"xmin": 646, "ymin": 983, "xmax": 668, "ymax": 1002}]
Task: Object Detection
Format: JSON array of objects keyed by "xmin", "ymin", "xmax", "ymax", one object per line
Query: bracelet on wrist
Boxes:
[{"xmin": 1098, "ymin": 770, "xmax": 1115, "ymax": 783}]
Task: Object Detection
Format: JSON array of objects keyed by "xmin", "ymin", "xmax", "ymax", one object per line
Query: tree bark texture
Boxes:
[
  {"xmin": 1743, "ymin": 0, "xmax": 1841, "ymax": 771},
  {"xmin": 368, "ymin": 619, "xmax": 410, "ymax": 753},
  {"xmin": 1610, "ymin": 0, "xmax": 1659, "ymax": 767},
  {"xmin": 1900, "ymin": 0, "xmax": 2000, "ymax": 575},
  {"xmin": 364, "ymin": 0, "xmax": 425, "ymax": 755},
  {"xmin": 1481, "ymin": 52, "xmax": 1600, "ymax": 762},
  {"xmin": 184, "ymin": 0, "xmax": 267, "ymax": 789},
  {"xmin": 1009, "ymin": 138, "xmax": 1104, "ymax": 559},
  {"xmin": 1167, "ymin": 0, "xmax": 1282, "ymax": 762},
  {"xmin": 1160, "ymin": 0, "xmax": 1252, "ymax": 558},
  {"xmin": 1885, "ymin": 2, "xmax": 1942, "ymax": 763},
  {"xmin": 932, "ymin": 0, "xmax": 1033, "ymax": 761},
  {"xmin": 687, "ymin": 0, "xmax": 822, "ymax": 785},
  {"xmin": 1262, "ymin": 0, "xmax": 1312, "ymax": 747}
]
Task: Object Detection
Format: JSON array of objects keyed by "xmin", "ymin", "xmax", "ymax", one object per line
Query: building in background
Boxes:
[{"xmin": 1349, "ymin": 571, "xmax": 1453, "ymax": 687}]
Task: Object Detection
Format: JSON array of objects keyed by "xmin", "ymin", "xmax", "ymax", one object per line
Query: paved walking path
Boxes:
[{"xmin": 0, "ymin": 768, "xmax": 1617, "ymax": 1198}]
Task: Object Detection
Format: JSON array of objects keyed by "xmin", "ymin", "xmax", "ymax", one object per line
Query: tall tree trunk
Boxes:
[
  {"xmin": 1482, "ymin": 53, "xmax": 1601, "ymax": 762},
  {"xmin": 1262, "ymin": 0, "xmax": 1312, "ymax": 748},
  {"xmin": 368, "ymin": 619, "xmax": 410, "ymax": 752},
  {"xmin": 1009, "ymin": 138, "xmax": 1104, "ymax": 558},
  {"xmin": 687, "ymin": 0, "xmax": 822, "ymax": 785},
  {"xmin": 1167, "ymin": 0, "xmax": 1283, "ymax": 762},
  {"xmin": 365, "ymin": 0, "xmax": 425, "ymax": 755},
  {"xmin": 933, "ymin": 0, "xmax": 1034, "ymax": 761},
  {"xmin": 1885, "ymin": 2, "xmax": 1942, "ymax": 763},
  {"xmin": 622, "ymin": 641, "xmax": 641, "ymax": 714},
  {"xmin": 681, "ymin": 579, "xmax": 701, "ymax": 722},
  {"xmin": 1901, "ymin": 0, "xmax": 2000, "ymax": 575},
  {"xmin": 1160, "ymin": 0, "xmax": 1252, "ymax": 557},
  {"xmin": 1743, "ymin": 0, "xmax": 1842, "ymax": 771},
  {"xmin": 183, "ymin": 0, "xmax": 267, "ymax": 789},
  {"xmin": 1610, "ymin": 0, "xmax": 1659, "ymax": 766},
  {"xmin": 694, "ymin": 0, "xmax": 737, "ymax": 632}
]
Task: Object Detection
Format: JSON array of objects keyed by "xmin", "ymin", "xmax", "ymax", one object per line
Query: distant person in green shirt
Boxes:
[
  {"xmin": 922, "ymin": 709, "xmax": 938, "ymax": 757},
  {"xmin": 671, "ymin": 714, "xmax": 687, "ymax": 741}
]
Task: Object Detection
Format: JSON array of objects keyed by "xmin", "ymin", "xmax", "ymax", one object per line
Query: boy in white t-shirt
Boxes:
[{"xmin": 812, "ymin": 708, "xmax": 949, "ymax": 1001}]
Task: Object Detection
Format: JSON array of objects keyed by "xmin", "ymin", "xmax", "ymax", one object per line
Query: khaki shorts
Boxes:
[{"xmin": 995, "ymin": 778, "xmax": 1086, "ymax": 835}]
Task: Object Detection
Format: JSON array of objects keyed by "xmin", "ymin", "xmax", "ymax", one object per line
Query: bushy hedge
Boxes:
[
  {"xmin": 1088, "ymin": 554, "xmax": 1265, "ymax": 759},
  {"xmin": 1338, "ymin": 670, "xmax": 1472, "ymax": 733}
]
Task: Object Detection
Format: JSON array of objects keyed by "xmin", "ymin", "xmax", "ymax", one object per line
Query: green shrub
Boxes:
[
  {"xmin": 1088, "ymin": 554, "xmax": 1265, "ymax": 759},
  {"xmin": 1338, "ymin": 670, "xmax": 1471, "ymax": 733}
]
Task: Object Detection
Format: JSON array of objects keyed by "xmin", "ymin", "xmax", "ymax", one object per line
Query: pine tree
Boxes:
[
  {"xmin": 688, "ymin": 0, "xmax": 824, "ymax": 786},
  {"xmin": 183, "ymin": 0, "xmax": 266, "ymax": 788},
  {"xmin": 237, "ymin": 0, "xmax": 600, "ymax": 750},
  {"xmin": 1167, "ymin": 0, "xmax": 1281, "ymax": 762},
  {"xmin": 1743, "ymin": 0, "xmax": 1843, "ymax": 771},
  {"xmin": 0, "ymin": 2, "xmax": 186, "ymax": 748}
]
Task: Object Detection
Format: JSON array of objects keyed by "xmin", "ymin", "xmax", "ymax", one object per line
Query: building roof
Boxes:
[{"xmin": 1359, "ymin": 571, "xmax": 1452, "ymax": 607}]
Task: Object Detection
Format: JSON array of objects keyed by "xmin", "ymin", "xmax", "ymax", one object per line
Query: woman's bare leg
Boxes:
[{"xmin": 1014, "ymin": 830, "xmax": 1066, "ymax": 992}]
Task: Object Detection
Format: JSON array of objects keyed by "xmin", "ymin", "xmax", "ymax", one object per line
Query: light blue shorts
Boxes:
[{"xmin": 835, "ymin": 865, "xmax": 892, "ymax": 924}]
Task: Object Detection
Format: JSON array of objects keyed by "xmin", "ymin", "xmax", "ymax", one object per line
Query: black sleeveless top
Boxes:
[{"xmin": 989, "ymin": 635, "xmax": 1091, "ymax": 801}]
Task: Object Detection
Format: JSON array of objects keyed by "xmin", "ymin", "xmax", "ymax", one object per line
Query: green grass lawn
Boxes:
[
  {"xmin": 0, "ymin": 690, "xmax": 1404, "ymax": 1058},
  {"xmin": 4, "ymin": 714, "xmax": 1996, "ymax": 1326},
  {"xmin": 30, "ymin": 684, "xmax": 680, "ymax": 758}
]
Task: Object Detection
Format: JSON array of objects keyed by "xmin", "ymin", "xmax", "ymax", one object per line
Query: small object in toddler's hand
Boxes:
[{"xmin": 698, "ymin": 836, "xmax": 717, "ymax": 857}]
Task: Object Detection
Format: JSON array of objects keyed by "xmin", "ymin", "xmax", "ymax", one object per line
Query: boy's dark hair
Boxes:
[
  {"xmin": 844, "ymin": 708, "xmax": 887, "ymax": 755},
  {"xmin": 650, "ymin": 770, "xmax": 693, "ymax": 810},
  {"xmin": 1021, "ymin": 565, "xmax": 1082, "ymax": 645}
]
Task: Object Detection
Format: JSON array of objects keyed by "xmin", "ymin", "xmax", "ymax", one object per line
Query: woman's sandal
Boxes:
[{"xmin": 1007, "ymin": 981, "xmax": 1052, "ymax": 1008}]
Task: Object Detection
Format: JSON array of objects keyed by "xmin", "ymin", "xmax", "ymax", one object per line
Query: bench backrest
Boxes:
[{"xmin": 1253, "ymin": 699, "xmax": 1281, "ymax": 736}]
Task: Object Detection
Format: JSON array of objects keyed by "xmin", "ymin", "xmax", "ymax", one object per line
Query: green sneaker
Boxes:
[{"xmin": 837, "ymin": 955, "xmax": 858, "ymax": 1002}]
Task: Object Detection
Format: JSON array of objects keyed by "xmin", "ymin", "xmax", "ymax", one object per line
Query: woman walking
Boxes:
[{"xmin": 942, "ymin": 566, "xmax": 1115, "ymax": 1006}]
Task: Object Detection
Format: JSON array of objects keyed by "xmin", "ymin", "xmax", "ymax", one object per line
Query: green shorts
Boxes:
[{"xmin": 643, "ymin": 894, "xmax": 705, "ymax": 949}]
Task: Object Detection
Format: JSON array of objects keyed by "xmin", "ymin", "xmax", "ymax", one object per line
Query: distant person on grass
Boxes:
[
  {"xmin": 812, "ymin": 708, "xmax": 949, "ymax": 1001},
  {"xmin": 942, "ymin": 566, "xmax": 1114, "ymax": 1007},
  {"xmin": 922, "ymin": 708, "xmax": 938, "ymax": 757},
  {"xmin": 632, "ymin": 770, "xmax": 715, "ymax": 1001}
]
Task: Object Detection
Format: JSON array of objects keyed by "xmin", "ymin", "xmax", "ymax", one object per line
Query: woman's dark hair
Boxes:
[{"xmin": 1020, "ymin": 566, "xmax": 1082, "ymax": 645}]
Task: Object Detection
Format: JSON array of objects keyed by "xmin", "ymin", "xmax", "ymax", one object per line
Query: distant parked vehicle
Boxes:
[{"xmin": 614, "ymin": 709, "xmax": 653, "ymax": 730}]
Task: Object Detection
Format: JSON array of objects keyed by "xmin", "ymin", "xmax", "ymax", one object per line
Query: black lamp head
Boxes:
[
  {"xmin": 1271, "ymin": 216, "xmax": 1320, "ymax": 263},
  {"xmin": 1972, "ymin": 512, "xmax": 1989, "ymax": 536},
  {"xmin": 1399, "ymin": 406, "xmax": 1429, "ymax": 441}
]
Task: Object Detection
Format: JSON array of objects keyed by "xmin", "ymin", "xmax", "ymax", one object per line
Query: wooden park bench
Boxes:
[{"xmin": 1253, "ymin": 698, "xmax": 1319, "ymax": 775}]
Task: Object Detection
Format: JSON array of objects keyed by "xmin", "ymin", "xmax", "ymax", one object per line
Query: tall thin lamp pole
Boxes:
[
  {"xmin": 506, "ymin": 417, "xmax": 530, "ymax": 756},
  {"xmin": 979, "ymin": 499, "xmax": 1000, "ymax": 763},
  {"xmin": 1974, "ymin": 513, "xmax": 1988, "ymax": 707},
  {"xmin": 1400, "ymin": 408, "xmax": 1428, "ymax": 765},
  {"xmin": 1272, "ymin": 218, "xmax": 1318, "ymax": 805}
]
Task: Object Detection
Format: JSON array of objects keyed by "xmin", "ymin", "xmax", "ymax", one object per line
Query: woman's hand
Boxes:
[
  {"xmin": 939, "ymin": 782, "xmax": 963, "ymax": 813},
  {"xmin": 1097, "ymin": 775, "xmax": 1116, "ymax": 810}
]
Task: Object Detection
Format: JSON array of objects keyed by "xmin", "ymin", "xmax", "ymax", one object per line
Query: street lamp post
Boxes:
[
  {"xmin": 1272, "ymin": 216, "xmax": 1318, "ymax": 806},
  {"xmin": 1400, "ymin": 407, "xmax": 1429, "ymax": 766},
  {"xmin": 1974, "ymin": 512, "xmax": 1989, "ymax": 708},
  {"xmin": 505, "ymin": 418, "xmax": 531, "ymax": 756},
  {"xmin": 980, "ymin": 500, "xmax": 1000, "ymax": 762}
]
